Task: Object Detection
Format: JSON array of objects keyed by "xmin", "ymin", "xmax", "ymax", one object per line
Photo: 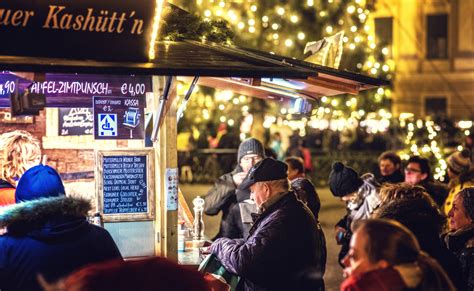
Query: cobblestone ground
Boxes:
[{"xmin": 180, "ymin": 184, "xmax": 346, "ymax": 291}]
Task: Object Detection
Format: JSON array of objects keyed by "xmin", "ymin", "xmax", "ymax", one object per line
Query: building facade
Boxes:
[{"xmin": 372, "ymin": 0, "xmax": 474, "ymax": 119}]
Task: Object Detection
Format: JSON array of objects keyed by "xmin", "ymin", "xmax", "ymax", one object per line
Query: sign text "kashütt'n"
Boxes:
[{"xmin": 0, "ymin": 5, "xmax": 145, "ymax": 35}]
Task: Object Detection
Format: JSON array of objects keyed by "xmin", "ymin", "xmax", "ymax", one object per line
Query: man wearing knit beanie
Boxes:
[
  {"xmin": 204, "ymin": 138, "xmax": 265, "ymax": 239},
  {"xmin": 443, "ymin": 149, "xmax": 474, "ymax": 216},
  {"xmin": 328, "ymin": 161, "xmax": 381, "ymax": 266},
  {"xmin": 0, "ymin": 165, "xmax": 122, "ymax": 291}
]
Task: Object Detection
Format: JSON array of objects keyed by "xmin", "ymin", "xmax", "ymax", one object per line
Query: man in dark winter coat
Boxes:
[
  {"xmin": 376, "ymin": 151, "xmax": 404, "ymax": 184},
  {"xmin": 0, "ymin": 165, "xmax": 122, "ymax": 291},
  {"xmin": 204, "ymin": 138, "xmax": 265, "ymax": 239},
  {"xmin": 210, "ymin": 158, "xmax": 326, "ymax": 291},
  {"xmin": 329, "ymin": 162, "xmax": 381, "ymax": 266}
]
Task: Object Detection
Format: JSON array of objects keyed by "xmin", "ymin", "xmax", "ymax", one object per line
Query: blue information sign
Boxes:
[{"xmin": 93, "ymin": 96, "xmax": 145, "ymax": 140}]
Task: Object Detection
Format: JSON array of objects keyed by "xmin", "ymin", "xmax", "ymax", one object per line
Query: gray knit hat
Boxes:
[
  {"xmin": 447, "ymin": 149, "xmax": 471, "ymax": 174},
  {"xmin": 237, "ymin": 138, "xmax": 265, "ymax": 162}
]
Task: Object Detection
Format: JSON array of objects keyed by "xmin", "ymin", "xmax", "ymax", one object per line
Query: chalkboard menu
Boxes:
[
  {"xmin": 59, "ymin": 108, "xmax": 93, "ymax": 136},
  {"xmin": 103, "ymin": 155, "xmax": 147, "ymax": 214},
  {"xmin": 97, "ymin": 150, "xmax": 155, "ymax": 221}
]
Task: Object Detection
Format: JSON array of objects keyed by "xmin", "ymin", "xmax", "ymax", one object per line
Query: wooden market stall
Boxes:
[{"xmin": 0, "ymin": 0, "xmax": 388, "ymax": 264}]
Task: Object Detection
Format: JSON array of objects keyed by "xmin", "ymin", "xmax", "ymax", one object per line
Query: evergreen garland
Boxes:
[{"xmin": 160, "ymin": 5, "xmax": 234, "ymax": 44}]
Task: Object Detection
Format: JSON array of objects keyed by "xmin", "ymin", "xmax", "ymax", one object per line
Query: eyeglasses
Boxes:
[{"xmin": 405, "ymin": 167, "xmax": 422, "ymax": 174}]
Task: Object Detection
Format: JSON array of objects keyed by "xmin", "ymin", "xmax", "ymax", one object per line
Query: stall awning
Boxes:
[
  {"xmin": 179, "ymin": 42, "xmax": 390, "ymax": 100},
  {"xmin": 0, "ymin": 40, "xmax": 314, "ymax": 79}
]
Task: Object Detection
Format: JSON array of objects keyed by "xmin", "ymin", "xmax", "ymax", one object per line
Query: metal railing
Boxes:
[{"xmin": 178, "ymin": 149, "xmax": 381, "ymax": 187}]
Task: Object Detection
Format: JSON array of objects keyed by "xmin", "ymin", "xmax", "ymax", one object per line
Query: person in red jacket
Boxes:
[
  {"xmin": 39, "ymin": 256, "xmax": 210, "ymax": 291},
  {"xmin": 341, "ymin": 219, "xmax": 454, "ymax": 291},
  {"xmin": 0, "ymin": 130, "xmax": 41, "ymax": 206}
]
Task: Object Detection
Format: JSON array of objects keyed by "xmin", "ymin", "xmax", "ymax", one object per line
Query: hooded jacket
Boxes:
[
  {"xmin": 336, "ymin": 173, "xmax": 381, "ymax": 265},
  {"xmin": 211, "ymin": 193, "xmax": 326, "ymax": 291},
  {"xmin": 374, "ymin": 198, "xmax": 463, "ymax": 290},
  {"xmin": 0, "ymin": 196, "xmax": 122, "ymax": 291}
]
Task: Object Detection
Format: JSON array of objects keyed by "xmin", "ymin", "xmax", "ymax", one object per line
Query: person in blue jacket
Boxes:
[{"xmin": 0, "ymin": 164, "xmax": 122, "ymax": 291}]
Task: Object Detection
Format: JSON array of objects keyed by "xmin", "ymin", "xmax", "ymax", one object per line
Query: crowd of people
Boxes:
[
  {"xmin": 205, "ymin": 137, "xmax": 473, "ymax": 290},
  {"xmin": 0, "ymin": 129, "xmax": 473, "ymax": 291}
]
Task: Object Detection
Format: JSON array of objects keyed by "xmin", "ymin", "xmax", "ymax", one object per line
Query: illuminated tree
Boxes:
[{"xmin": 171, "ymin": 0, "xmax": 394, "ymax": 113}]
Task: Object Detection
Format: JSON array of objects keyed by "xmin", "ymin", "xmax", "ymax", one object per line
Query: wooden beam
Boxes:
[
  {"xmin": 153, "ymin": 76, "xmax": 178, "ymax": 261},
  {"xmin": 190, "ymin": 77, "xmax": 294, "ymax": 102},
  {"xmin": 178, "ymin": 188, "xmax": 194, "ymax": 229},
  {"xmin": 302, "ymin": 76, "xmax": 361, "ymax": 95}
]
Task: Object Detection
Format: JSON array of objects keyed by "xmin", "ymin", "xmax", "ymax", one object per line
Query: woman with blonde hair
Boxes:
[
  {"xmin": 341, "ymin": 219, "xmax": 455, "ymax": 291},
  {"xmin": 0, "ymin": 130, "xmax": 41, "ymax": 206}
]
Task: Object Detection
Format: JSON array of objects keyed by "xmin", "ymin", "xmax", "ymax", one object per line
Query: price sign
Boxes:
[
  {"xmin": 0, "ymin": 73, "xmax": 152, "ymax": 108},
  {"xmin": 0, "ymin": 80, "xmax": 15, "ymax": 96},
  {"xmin": 0, "ymin": 73, "xmax": 31, "ymax": 103},
  {"xmin": 121, "ymin": 83, "xmax": 147, "ymax": 97}
]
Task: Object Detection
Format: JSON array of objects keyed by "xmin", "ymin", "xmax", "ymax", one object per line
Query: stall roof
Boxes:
[
  {"xmin": 0, "ymin": 39, "xmax": 390, "ymax": 109},
  {"xmin": 0, "ymin": 41, "xmax": 314, "ymax": 79},
  {"xmin": 243, "ymin": 46, "xmax": 390, "ymax": 87},
  {"xmin": 0, "ymin": 39, "xmax": 389, "ymax": 88},
  {"xmin": 177, "ymin": 41, "xmax": 390, "ymax": 100}
]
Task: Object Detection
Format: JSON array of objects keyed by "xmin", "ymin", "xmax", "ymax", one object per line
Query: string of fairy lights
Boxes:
[
  {"xmin": 172, "ymin": 0, "xmax": 393, "ymax": 74},
  {"xmin": 171, "ymin": 0, "xmax": 472, "ymax": 181},
  {"xmin": 172, "ymin": 0, "xmax": 394, "ymax": 125}
]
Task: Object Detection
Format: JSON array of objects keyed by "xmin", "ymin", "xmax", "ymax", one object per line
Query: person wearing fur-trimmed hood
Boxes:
[
  {"xmin": 328, "ymin": 162, "xmax": 381, "ymax": 267},
  {"xmin": 0, "ymin": 165, "xmax": 122, "ymax": 291}
]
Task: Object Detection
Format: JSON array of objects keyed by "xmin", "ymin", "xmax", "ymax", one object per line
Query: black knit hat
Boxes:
[
  {"xmin": 329, "ymin": 162, "xmax": 364, "ymax": 197},
  {"xmin": 237, "ymin": 138, "xmax": 265, "ymax": 162}
]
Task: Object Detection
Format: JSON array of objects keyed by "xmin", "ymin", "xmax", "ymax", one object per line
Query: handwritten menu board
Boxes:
[
  {"xmin": 103, "ymin": 155, "xmax": 147, "ymax": 214},
  {"xmin": 97, "ymin": 150, "xmax": 155, "ymax": 221},
  {"xmin": 58, "ymin": 108, "xmax": 93, "ymax": 136}
]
